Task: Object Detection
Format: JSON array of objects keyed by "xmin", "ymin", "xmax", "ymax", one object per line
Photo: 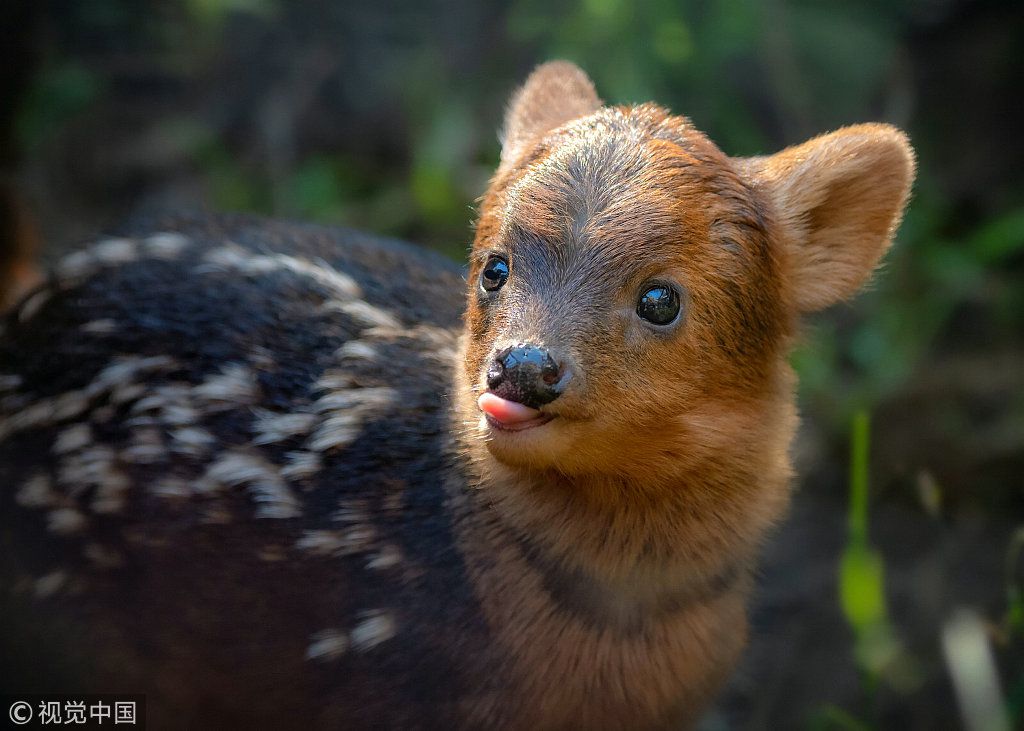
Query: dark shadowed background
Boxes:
[{"xmin": 1, "ymin": 1, "xmax": 1022, "ymax": 729}]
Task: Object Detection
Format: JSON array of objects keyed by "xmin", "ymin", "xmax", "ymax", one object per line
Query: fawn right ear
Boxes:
[
  {"xmin": 742, "ymin": 124, "xmax": 915, "ymax": 312},
  {"xmin": 499, "ymin": 61, "xmax": 601, "ymax": 171}
]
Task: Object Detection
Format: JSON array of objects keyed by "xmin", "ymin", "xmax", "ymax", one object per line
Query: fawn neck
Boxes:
[
  {"xmin": 448, "ymin": 349, "xmax": 798, "ymax": 630},
  {"xmin": 444, "ymin": 354, "xmax": 797, "ymax": 727}
]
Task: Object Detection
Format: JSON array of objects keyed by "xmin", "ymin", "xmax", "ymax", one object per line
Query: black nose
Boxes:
[{"xmin": 486, "ymin": 343, "xmax": 565, "ymax": 409}]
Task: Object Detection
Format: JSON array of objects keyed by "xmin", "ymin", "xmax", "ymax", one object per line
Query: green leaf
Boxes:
[
  {"xmin": 16, "ymin": 62, "xmax": 103, "ymax": 151},
  {"xmin": 966, "ymin": 208, "xmax": 1024, "ymax": 264},
  {"xmin": 840, "ymin": 543, "xmax": 887, "ymax": 630},
  {"xmin": 848, "ymin": 411, "xmax": 870, "ymax": 542}
]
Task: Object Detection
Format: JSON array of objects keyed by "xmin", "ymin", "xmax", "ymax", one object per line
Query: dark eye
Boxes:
[
  {"xmin": 481, "ymin": 256, "xmax": 509, "ymax": 292},
  {"xmin": 636, "ymin": 285, "xmax": 680, "ymax": 326}
]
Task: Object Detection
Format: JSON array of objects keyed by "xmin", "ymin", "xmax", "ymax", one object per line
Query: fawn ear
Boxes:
[
  {"xmin": 743, "ymin": 124, "xmax": 915, "ymax": 312},
  {"xmin": 500, "ymin": 61, "xmax": 601, "ymax": 170}
]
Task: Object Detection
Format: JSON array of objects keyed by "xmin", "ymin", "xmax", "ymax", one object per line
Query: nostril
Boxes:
[
  {"xmin": 486, "ymin": 361, "xmax": 505, "ymax": 389},
  {"xmin": 540, "ymin": 358, "xmax": 561, "ymax": 386}
]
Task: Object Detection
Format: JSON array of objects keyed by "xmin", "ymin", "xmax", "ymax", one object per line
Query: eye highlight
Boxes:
[
  {"xmin": 480, "ymin": 256, "xmax": 509, "ymax": 292},
  {"xmin": 636, "ymin": 285, "xmax": 681, "ymax": 326}
]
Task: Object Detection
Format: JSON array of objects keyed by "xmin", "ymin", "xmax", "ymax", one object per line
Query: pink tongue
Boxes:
[{"xmin": 478, "ymin": 392, "xmax": 542, "ymax": 425}]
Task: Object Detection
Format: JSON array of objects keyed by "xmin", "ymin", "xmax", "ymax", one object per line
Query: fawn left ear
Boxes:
[
  {"xmin": 500, "ymin": 61, "xmax": 601, "ymax": 171},
  {"xmin": 741, "ymin": 124, "xmax": 916, "ymax": 312}
]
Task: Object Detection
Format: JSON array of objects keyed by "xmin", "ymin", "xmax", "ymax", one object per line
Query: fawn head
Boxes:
[{"xmin": 462, "ymin": 62, "xmax": 914, "ymax": 481}]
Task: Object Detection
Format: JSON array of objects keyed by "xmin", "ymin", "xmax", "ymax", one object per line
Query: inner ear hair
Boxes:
[
  {"xmin": 741, "ymin": 124, "xmax": 916, "ymax": 312},
  {"xmin": 500, "ymin": 61, "xmax": 602, "ymax": 171}
]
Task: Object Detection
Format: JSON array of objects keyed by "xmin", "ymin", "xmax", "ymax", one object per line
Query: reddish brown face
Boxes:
[
  {"xmin": 461, "ymin": 63, "xmax": 912, "ymax": 479},
  {"xmin": 463, "ymin": 105, "xmax": 790, "ymax": 475}
]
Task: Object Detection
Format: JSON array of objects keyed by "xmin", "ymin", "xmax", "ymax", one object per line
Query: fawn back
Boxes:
[{"xmin": 0, "ymin": 214, "xmax": 492, "ymax": 727}]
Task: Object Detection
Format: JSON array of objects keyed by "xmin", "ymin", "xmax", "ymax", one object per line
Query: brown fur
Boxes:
[
  {"xmin": 451, "ymin": 61, "xmax": 914, "ymax": 727},
  {"xmin": 0, "ymin": 182, "xmax": 42, "ymax": 312}
]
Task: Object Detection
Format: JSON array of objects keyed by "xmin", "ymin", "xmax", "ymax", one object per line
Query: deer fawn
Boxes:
[{"xmin": 0, "ymin": 62, "xmax": 914, "ymax": 728}]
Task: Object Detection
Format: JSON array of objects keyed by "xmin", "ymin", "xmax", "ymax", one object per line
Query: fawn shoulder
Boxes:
[{"xmin": 0, "ymin": 62, "xmax": 914, "ymax": 729}]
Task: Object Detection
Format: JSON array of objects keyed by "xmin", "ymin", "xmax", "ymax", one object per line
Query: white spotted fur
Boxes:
[
  {"xmin": 306, "ymin": 629, "xmax": 349, "ymax": 661},
  {"xmin": 201, "ymin": 450, "xmax": 301, "ymax": 519},
  {"xmin": 350, "ymin": 610, "xmax": 397, "ymax": 652}
]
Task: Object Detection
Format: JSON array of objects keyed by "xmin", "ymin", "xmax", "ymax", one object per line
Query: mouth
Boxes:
[{"xmin": 477, "ymin": 392, "xmax": 555, "ymax": 432}]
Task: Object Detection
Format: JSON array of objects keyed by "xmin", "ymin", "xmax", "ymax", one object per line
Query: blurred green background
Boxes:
[{"xmin": 1, "ymin": 1, "xmax": 1021, "ymax": 729}]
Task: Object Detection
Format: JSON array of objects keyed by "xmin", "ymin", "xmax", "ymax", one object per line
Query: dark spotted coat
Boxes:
[{"xmin": 0, "ymin": 212, "xmax": 492, "ymax": 728}]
